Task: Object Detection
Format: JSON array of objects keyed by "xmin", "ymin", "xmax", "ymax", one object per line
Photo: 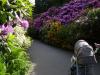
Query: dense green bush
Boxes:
[
  {"xmin": 34, "ymin": 0, "xmax": 71, "ymax": 14},
  {"xmin": 75, "ymin": 8, "xmax": 100, "ymax": 45},
  {"xmin": 0, "ymin": 0, "xmax": 33, "ymax": 74},
  {"xmin": 0, "ymin": 0, "xmax": 32, "ymax": 24},
  {"xmin": 0, "ymin": 26, "xmax": 32, "ymax": 75}
]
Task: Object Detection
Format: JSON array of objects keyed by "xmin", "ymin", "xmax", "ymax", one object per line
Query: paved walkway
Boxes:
[{"xmin": 29, "ymin": 40, "xmax": 100, "ymax": 75}]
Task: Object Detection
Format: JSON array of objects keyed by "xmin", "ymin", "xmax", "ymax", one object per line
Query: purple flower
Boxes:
[
  {"xmin": 33, "ymin": 18, "xmax": 43, "ymax": 30},
  {"xmin": 20, "ymin": 20, "xmax": 29, "ymax": 29},
  {"xmin": 94, "ymin": 1, "xmax": 100, "ymax": 8},
  {"xmin": 15, "ymin": 14, "xmax": 29, "ymax": 29},
  {"xmin": 0, "ymin": 24, "xmax": 14, "ymax": 35},
  {"xmin": 33, "ymin": 0, "xmax": 100, "ymax": 31}
]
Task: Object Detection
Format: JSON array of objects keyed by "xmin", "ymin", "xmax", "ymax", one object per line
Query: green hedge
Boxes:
[{"xmin": 0, "ymin": 26, "xmax": 32, "ymax": 75}]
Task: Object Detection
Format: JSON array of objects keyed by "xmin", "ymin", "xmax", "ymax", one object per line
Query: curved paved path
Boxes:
[{"xmin": 29, "ymin": 40, "xmax": 100, "ymax": 75}]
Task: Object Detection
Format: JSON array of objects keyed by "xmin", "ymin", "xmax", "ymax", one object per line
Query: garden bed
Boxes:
[{"xmin": 29, "ymin": 0, "xmax": 100, "ymax": 51}]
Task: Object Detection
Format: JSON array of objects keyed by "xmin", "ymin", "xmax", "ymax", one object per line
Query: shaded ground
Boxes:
[{"xmin": 29, "ymin": 40, "xmax": 100, "ymax": 75}]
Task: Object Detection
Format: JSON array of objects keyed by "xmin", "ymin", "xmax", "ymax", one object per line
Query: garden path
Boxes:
[{"xmin": 29, "ymin": 40, "xmax": 100, "ymax": 75}]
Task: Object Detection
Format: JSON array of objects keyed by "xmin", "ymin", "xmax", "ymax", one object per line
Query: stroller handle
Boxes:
[{"xmin": 94, "ymin": 43, "xmax": 100, "ymax": 54}]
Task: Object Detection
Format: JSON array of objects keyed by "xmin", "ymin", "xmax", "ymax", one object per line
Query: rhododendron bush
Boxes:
[
  {"xmin": 29, "ymin": 0, "xmax": 100, "ymax": 50},
  {"xmin": 33, "ymin": 0, "xmax": 100, "ymax": 31}
]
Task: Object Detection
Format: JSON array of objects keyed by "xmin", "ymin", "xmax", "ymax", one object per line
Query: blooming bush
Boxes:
[
  {"xmin": 33, "ymin": 8, "xmax": 100, "ymax": 50},
  {"xmin": 0, "ymin": 18, "xmax": 33, "ymax": 75},
  {"xmin": 33, "ymin": 0, "xmax": 100, "ymax": 31},
  {"xmin": 0, "ymin": 33, "xmax": 32, "ymax": 75},
  {"xmin": 29, "ymin": 0, "xmax": 100, "ymax": 50},
  {"xmin": 0, "ymin": 0, "xmax": 33, "ymax": 74},
  {"xmin": 39, "ymin": 20, "xmax": 80, "ymax": 49}
]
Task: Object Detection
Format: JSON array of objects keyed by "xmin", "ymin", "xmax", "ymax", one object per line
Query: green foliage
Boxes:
[
  {"xmin": 0, "ymin": 0, "xmax": 32, "ymax": 24},
  {"xmin": 35, "ymin": 0, "xmax": 49, "ymax": 13},
  {"xmin": 0, "ymin": 58, "xmax": 6, "ymax": 75},
  {"xmin": 35, "ymin": 0, "xmax": 71, "ymax": 14},
  {"xmin": 76, "ymin": 8, "xmax": 100, "ymax": 44},
  {"xmin": 0, "ymin": 0, "xmax": 33, "ymax": 74},
  {"xmin": 48, "ymin": 0, "xmax": 71, "ymax": 6},
  {"xmin": 0, "ymin": 29, "xmax": 32, "ymax": 75}
]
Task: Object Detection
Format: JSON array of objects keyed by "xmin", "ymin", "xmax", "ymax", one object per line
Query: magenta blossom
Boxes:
[
  {"xmin": 16, "ymin": 14, "xmax": 29, "ymax": 29},
  {"xmin": 0, "ymin": 24, "xmax": 14, "ymax": 35},
  {"xmin": 20, "ymin": 20, "xmax": 29, "ymax": 29}
]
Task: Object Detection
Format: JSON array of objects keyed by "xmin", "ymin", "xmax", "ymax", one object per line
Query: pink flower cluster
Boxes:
[
  {"xmin": 0, "ymin": 24, "xmax": 14, "ymax": 35},
  {"xmin": 16, "ymin": 14, "xmax": 29, "ymax": 29},
  {"xmin": 0, "ymin": 14, "xmax": 29, "ymax": 35}
]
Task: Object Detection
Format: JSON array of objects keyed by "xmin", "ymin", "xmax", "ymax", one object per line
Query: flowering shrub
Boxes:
[
  {"xmin": 0, "ymin": 15, "xmax": 31, "ymax": 75},
  {"xmin": 33, "ymin": 8, "xmax": 99, "ymax": 50},
  {"xmin": 30, "ymin": 0, "xmax": 100, "ymax": 50},
  {"xmin": 33, "ymin": 0, "xmax": 100, "ymax": 31},
  {"xmin": 0, "ymin": 17, "xmax": 32, "ymax": 75},
  {"xmin": 0, "ymin": 16, "xmax": 32, "ymax": 74},
  {"xmin": 0, "ymin": 0, "xmax": 33, "ymax": 74},
  {"xmin": 40, "ymin": 21, "xmax": 80, "ymax": 49},
  {"xmin": 0, "ymin": 18, "xmax": 29, "ymax": 36},
  {"xmin": 29, "ymin": 0, "xmax": 100, "ymax": 50},
  {"xmin": 40, "ymin": 20, "xmax": 62, "ymax": 41}
]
